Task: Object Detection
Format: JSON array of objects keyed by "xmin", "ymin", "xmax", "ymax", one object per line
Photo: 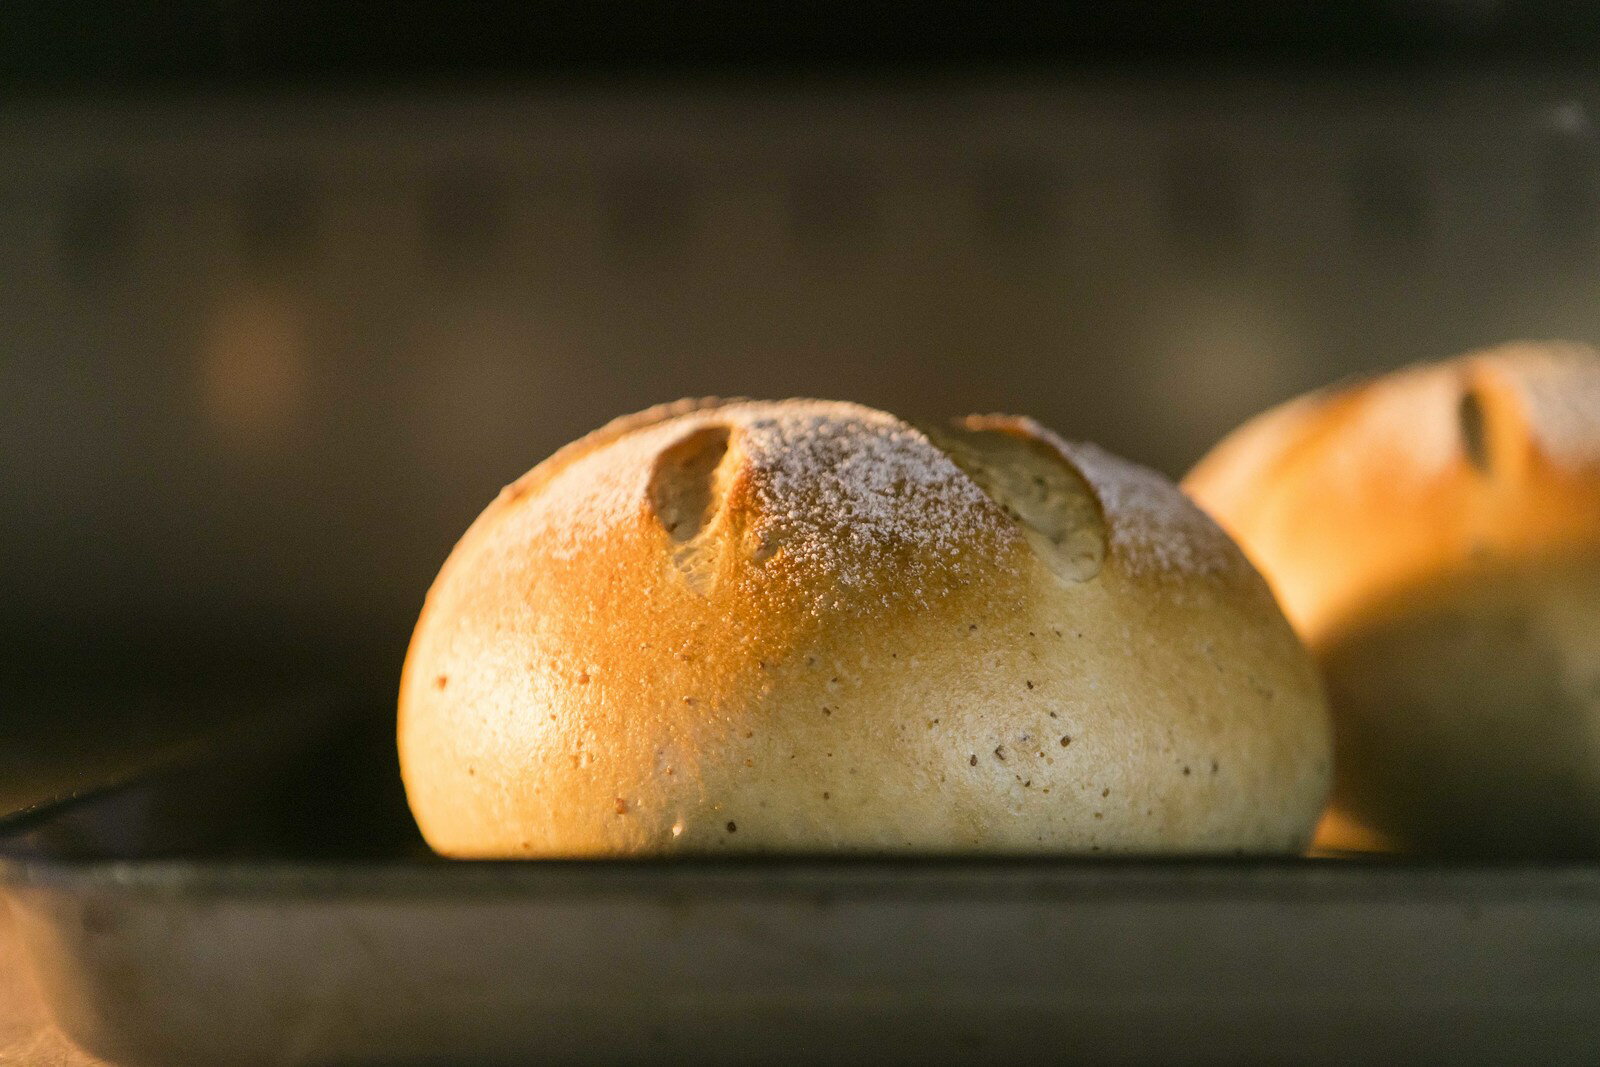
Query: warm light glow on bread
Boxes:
[
  {"xmin": 401, "ymin": 399, "xmax": 1330, "ymax": 857},
  {"xmin": 1185, "ymin": 343, "xmax": 1600, "ymax": 856}
]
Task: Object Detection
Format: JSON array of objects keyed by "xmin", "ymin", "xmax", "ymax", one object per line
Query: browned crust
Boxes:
[{"xmin": 1184, "ymin": 342, "xmax": 1600, "ymax": 642}]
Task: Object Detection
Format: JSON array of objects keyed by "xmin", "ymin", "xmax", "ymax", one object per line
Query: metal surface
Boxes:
[
  {"xmin": 10, "ymin": 858, "xmax": 1600, "ymax": 1065},
  {"xmin": 5, "ymin": 709, "xmax": 1600, "ymax": 1065}
]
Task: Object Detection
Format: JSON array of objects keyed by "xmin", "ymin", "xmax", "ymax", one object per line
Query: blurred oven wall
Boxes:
[{"xmin": 6, "ymin": 66, "xmax": 1600, "ymax": 677}]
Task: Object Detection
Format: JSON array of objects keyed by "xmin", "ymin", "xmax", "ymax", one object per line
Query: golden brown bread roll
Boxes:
[
  {"xmin": 400, "ymin": 398, "xmax": 1330, "ymax": 857},
  {"xmin": 1184, "ymin": 342, "xmax": 1600, "ymax": 856}
]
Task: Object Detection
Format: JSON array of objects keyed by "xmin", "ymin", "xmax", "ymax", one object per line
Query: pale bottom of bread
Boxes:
[{"xmin": 1314, "ymin": 551, "xmax": 1600, "ymax": 857}]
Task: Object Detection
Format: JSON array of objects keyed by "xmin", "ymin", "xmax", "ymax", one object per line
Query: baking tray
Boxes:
[{"xmin": 5, "ymin": 702, "xmax": 1600, "ymax": 1066}]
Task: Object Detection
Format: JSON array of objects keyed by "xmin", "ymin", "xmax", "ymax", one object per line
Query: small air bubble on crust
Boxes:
[
  {"xmin": 969, "ymin": 754, "xmax": 978, "ymax": 766},
  {"xmin": 434, "ymin": 675, "xmax": 448, "ymax": 690},
  {"xmin": 726, "ymin": 821, "xmax": 738, "ymax": 833},
  {"xmin": 614, "ymin": 797, "xmax": 628, "ymax": 815},
  {"xmin": 1060, "ymin": 736, "xmax": 1071, "ymax": 747}
]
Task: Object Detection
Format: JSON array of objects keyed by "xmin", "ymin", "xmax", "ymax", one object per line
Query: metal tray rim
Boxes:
[{"xmin": 10, "ymin": 853, "xmax": 1600, "ymax": 902}]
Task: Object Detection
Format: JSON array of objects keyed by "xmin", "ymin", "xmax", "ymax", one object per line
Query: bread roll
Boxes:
[
  {"xmin": 400, "ymin": 399, "xmax": 1330, "ymax": 857},
  {"xmin": 1184, "ymin": 342, "xmax": 1600, "ymax": 855}
]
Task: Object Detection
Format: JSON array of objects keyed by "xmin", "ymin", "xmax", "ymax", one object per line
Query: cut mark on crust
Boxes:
[
  {"xmin": 926, "ymin": 418, "xmax": 1107, "ymax": 583},
  {"xmin": 648, "ymin": 423, "xmax": 734, "ymax": 589},
  {"xmin": 1457, "ymin": 382, "xmax": 1491, "ymax": 474},
  {"xmin": 650, "ymin": 424, "xmax": 731, "ymax": 541}
]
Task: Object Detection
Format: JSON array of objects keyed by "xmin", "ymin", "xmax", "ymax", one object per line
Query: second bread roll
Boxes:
[{"xmin": 1185, "ymin": 342, "xmax": 1600, "ymax": 855}]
